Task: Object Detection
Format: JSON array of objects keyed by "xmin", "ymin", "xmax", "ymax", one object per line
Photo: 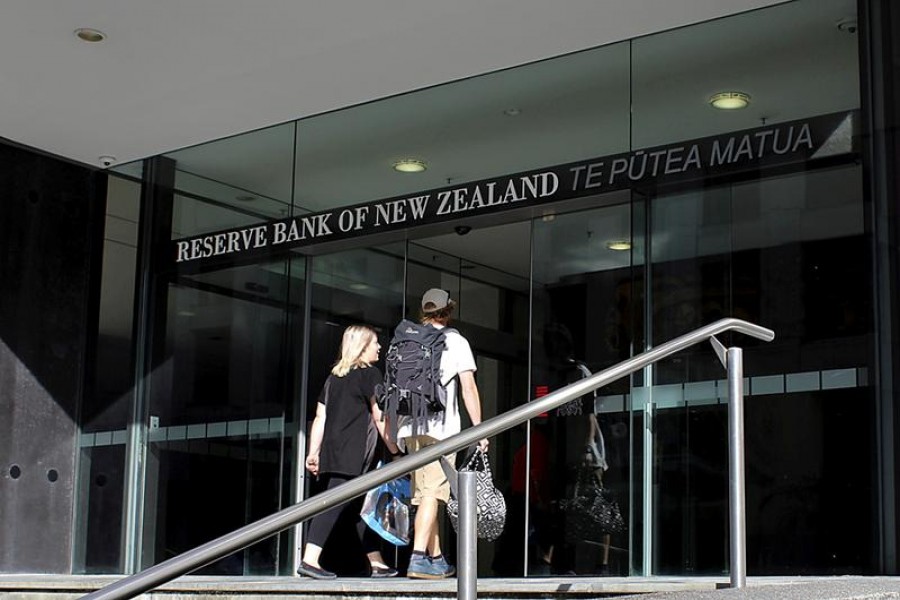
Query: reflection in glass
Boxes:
[
  {"xmin": 528, "ymin": 202, "xmax": 634, "ymax": 577},
  {"xmin": 294, "ymin": 41, "xmax": 630, "ymax": 214},
  {"xmin": 141, "ymin": 259, "xmax": 302, "ymax": 575},
  {"xmin": 90, "ymin": 0, "xmax": 873, "ymax": 579},
  {"xmin": 165, "ymin": 122, "xmax": 297, "ymax": 239},
  {"xmin": 74, "ymin": 175, "xmax": 142, "ymax": 573},
  {"xmin": 646, "ymin": 165, "xmax": 872, "ymax": 575},
  {"xmin": 631, "ymin": 0, "xmax": 859, "ymax": 149}
]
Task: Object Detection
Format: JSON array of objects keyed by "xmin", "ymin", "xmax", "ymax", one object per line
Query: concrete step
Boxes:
[
  {"xmin": 615, "ymin": 577, "xmax": 900, "ymax": 600},
  {"xmin": 0, "ymin": 575, "xmax": 897, "ymax": 600},
  {"xmin": 0, "ymin": 574, "xmax": 720, "ymax": 599}
]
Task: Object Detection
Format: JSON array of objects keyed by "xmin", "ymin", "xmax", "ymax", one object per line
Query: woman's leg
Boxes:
[
  {"xmin": 358, "ymin": 518, "xmax": 390, "ymax": 568},
  {"xmin": 353, "ymin": 494, "xmax": 386, "ymax": 566},
  {"xmin": 302, "ymin": 474, "xmax": 352, "ymax": 567},
  {"xmin": 355, "ymin": 490, "xmax": 399, "ymax": 576}
]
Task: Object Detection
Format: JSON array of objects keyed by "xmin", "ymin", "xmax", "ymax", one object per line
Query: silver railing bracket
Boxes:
[{"xmin": 710, "ymin": 335, "xmax": 727, "ymax": 367}]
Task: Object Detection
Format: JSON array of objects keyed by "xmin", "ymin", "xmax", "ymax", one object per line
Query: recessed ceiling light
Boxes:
[
  {"xmin": 709, "ymin": 92, "xmax": 751, "ymax": 110},
  {"xmin": 836, "ymin": 17, "xmax": 857, "ymax": 34},
  {"xmin": 350, "ymin": 283, "xmax": 370, "ymax": 291},
  {"xmin": 606, "ymin": 240, "xmax": 631, "ymax": 251},
  {"xmin": 392, "ymin": 159, "xmax": 427, "ymax": 173},
  {"xmin": 75, "ymin": 28, "xmax": 106, "ymax": 43}
]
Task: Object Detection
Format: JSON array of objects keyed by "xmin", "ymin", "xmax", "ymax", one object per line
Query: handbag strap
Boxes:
[
  {"xmin": 472, "ymin": 448, "xmax": 493, "ymax": 479},
  {"xmin": 439, "ymin": 446, "xmax": 488, "ymax": 499},
  {"xmin": 572, "ymin": 465, "xmax": 599, "ymax": 498}
]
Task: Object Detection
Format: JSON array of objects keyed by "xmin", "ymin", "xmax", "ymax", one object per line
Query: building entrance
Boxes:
[
  {"xmin": 86, "ymin": 161, "xmax": 874, "ymax": 579},
  {"xmin": 300, "ymin": 196, "xmax": 640, "ymax": 577},
  {"xmin": 127, "ymin": 193, "xmax": 647, "ymax": 577},
  {"xmin": 62, "ymin": 0, "xmax": 886, "ymax": 578}
]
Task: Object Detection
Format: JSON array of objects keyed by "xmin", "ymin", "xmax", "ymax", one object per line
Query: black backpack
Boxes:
[{"xmin": 377, "ymin": 319, "xmax": 456, "ymax": 438}]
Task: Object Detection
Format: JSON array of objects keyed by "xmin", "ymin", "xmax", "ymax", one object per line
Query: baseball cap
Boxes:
[{"xmin": 421, "ymin": 288, "xmax": 456, "ymax": 313}]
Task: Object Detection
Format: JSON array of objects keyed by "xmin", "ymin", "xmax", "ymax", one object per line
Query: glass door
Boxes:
[
  {"xmin": 139, "ymin": 258, "xmax": 304, "ymax": 575},
  {"xmin": 298, "ymin": 244, "xmax": 406, "ymax": 576},
  {"xmin": 403, "ymin": 223, "xmax": 531, "ymax": 577},
  {"xmin": 644, "ymin": 186, "xmax": 734, "ymax": 575},
  {"xmin": 529, "ymin": 198, "xmax": 637, "ymax": 577}
]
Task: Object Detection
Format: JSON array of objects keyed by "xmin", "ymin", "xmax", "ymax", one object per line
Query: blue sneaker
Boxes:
[
  {"xmin": 430, "ymin": 555, "xmax": 456, "ymax": 578},
  {"xmin": 407, "ymin": 554, "xmax": 454, "ymax": 579}
]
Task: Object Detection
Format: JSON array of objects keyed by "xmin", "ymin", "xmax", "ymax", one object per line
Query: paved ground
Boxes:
[
  {"xmin": 616, "ymin": 577, "xmax": 900, "ymax": 599},
  {"xmin": 1, "ymin": 574, "xmax": 897, "ymax": 599}
]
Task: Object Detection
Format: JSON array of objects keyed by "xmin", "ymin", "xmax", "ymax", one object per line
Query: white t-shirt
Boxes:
[{"xmin": 396, "ymin": 324, "xmax": 477, "ymax": 448}]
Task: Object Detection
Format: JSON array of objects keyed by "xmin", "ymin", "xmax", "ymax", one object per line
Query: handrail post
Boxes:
[
  {"xmin": 458, "ymin": 471, "xmax": 477, "ymax": 600},
  {"xmin": 727, "ymin": 347, "xmax": 746, "ymax": 589}
]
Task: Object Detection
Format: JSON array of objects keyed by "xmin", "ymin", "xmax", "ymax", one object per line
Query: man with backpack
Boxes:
[{"xmin": 380, "ymin": 288, "xmax": 489, "ymax": 579}]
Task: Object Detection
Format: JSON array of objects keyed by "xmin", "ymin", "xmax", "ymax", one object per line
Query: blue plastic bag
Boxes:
[{"xmin": 360, "ymin": 470, "xmax": 411, "ymax": 546}]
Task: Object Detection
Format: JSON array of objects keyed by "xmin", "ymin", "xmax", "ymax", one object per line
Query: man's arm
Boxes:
[{"xmin": 459, "ymin": 370, "xmax": 489, "ymax": 451}]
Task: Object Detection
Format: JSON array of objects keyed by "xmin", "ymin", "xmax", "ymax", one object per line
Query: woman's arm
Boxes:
[{"xmin": 305, "ymin": 402, "xmax": 327, "ymax": 476}]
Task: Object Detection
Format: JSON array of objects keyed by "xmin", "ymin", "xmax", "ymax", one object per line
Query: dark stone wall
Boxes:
[
  {"xmin": 0, "ymin": 140, "xmax": 107, "ymax": 573},
  {"xmin": 861, "ymin": 0, "xmax": 900, "ymax": 574}
]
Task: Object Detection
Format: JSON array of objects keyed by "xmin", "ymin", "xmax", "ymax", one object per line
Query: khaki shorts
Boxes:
[{"xmin": 404, "ymin": 435, "xmax": 456, "ymax": 505}]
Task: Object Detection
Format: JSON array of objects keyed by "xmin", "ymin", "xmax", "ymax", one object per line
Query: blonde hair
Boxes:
[{"xmin": 332, "ymin": 325, "xmax": 377, "ymax": 377}]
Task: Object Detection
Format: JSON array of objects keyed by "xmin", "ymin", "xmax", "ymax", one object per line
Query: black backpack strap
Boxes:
[{"xmin": 436, "ymin": 326, "xmax": 456, "ymax": 418}]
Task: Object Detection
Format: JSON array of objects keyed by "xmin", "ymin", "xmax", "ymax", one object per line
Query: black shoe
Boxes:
[
  {"xmin": 371, "ymin": 565, "xmax": 399, "ymax": 578},
  {"xmin": 297, "ymin": 562, "xmax": 337, "ymax": 580}
]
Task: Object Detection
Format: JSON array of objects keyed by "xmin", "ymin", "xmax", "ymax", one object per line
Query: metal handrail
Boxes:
[{"xmin": 83, "ymin": 317, "xmax": 774, "ymax": 600}]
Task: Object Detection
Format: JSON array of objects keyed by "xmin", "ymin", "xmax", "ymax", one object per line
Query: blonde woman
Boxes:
[{"xmin": 298, "ymin": 325, "xmax": 402, "ymax": 580}]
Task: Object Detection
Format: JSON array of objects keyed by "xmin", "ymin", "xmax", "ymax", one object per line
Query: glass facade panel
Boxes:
[
  {"xmin": 629, "ymin": 0, "xmax": 866, "ymax": 576},
  {"xmin": 166, "ymin": 123, "xmax": 297, "ymax": 238},
  {"xmin": 293, "ymin": 41, "xmax": 630, "ymax": 215},
  {"xmin": 78, "ymin": 0, "xmax": 882, "ymax": 580},
  {"xmin": 303, "ymin": 244, "xmax": 405, "ymax": 576},
  {"xmin": 171, "ymin": 191, "xmax": 271, "ymax": 239},
  {"xmin": 140, "ymin": 259, "xmax": 302, "ymax": 574},
  {"xmin": 648, "ymin": 186, "xmax": 735, "ymax": 576},
  {"xmin": 74, "ymin": 174, "xmax": 142, "ymax": 573},
  {"xmin": 732, "ymin": 166, "xmax": 872, "ymax": 575},
  {"xmin": 646, "ymin": 165, "xmax": 871, "ymax": 575},
  {"xmin": 405, "ymin": 226, "xmax": 530, "ymax": 577},
  {"xmin": 631, "ymin": 0, "xmax": 859, "ymax": 148},
  {"xmin": 529, "ymin": 201, "xmax": 636, "ymax": 577}
]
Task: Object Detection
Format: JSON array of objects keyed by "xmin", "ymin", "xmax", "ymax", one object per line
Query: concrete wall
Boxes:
[{"xmin": 0, "ymin": 140, "xmax": 107, "ymax": 573}]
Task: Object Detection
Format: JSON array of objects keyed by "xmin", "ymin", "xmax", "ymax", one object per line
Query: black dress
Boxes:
[
  {"xmin": 306, "ymin": 366, "xmax": 383, "ymax": 553},
  {"xmin": 319, "ymin": 367, "xmax": 382, "ymax": 477}
]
